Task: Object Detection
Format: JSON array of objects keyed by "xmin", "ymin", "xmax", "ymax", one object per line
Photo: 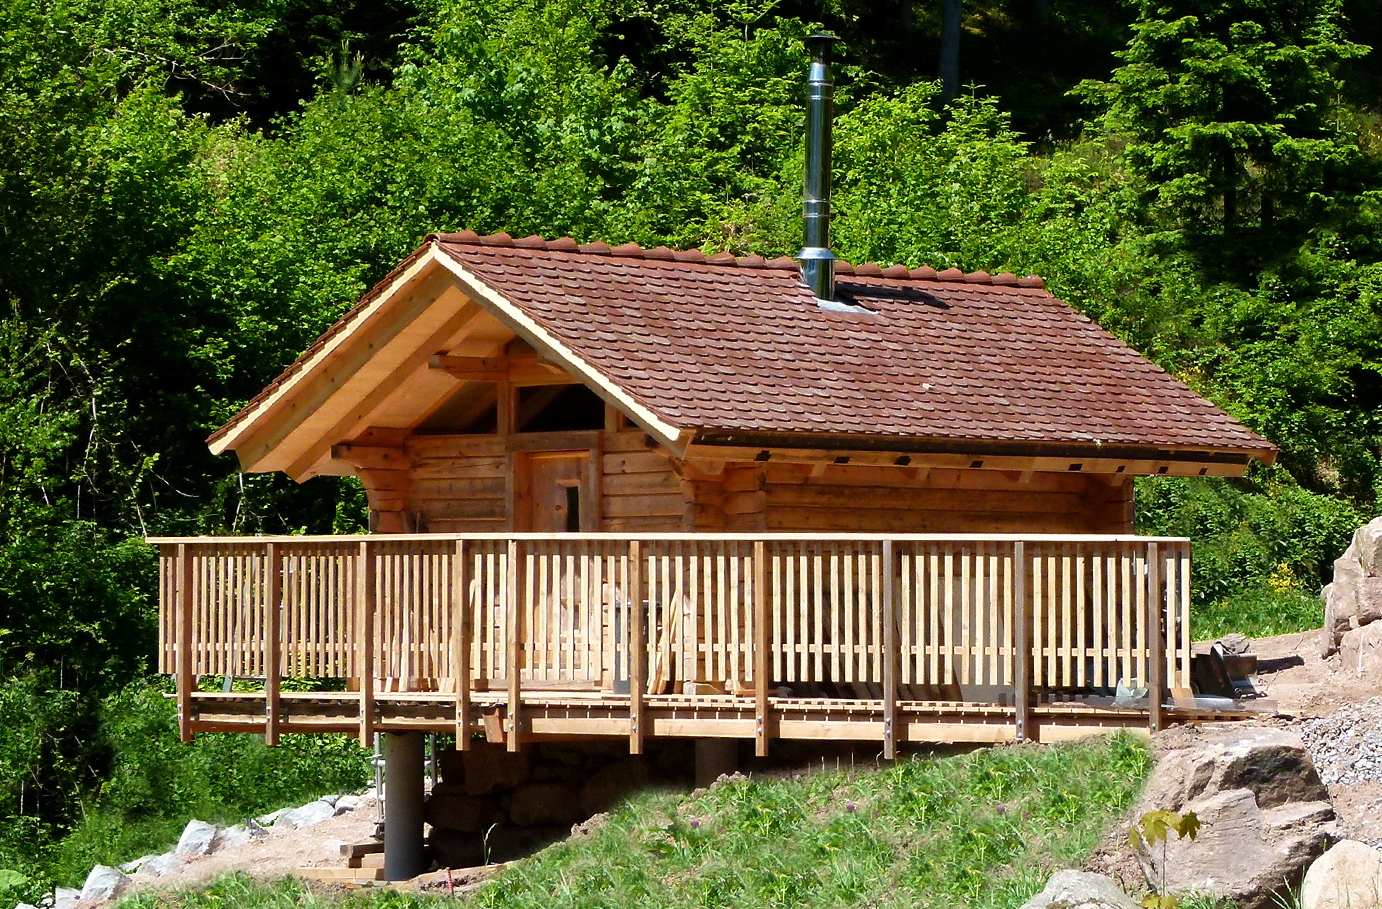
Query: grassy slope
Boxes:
[{"xmin": 121, "ymin": 734, "xmax": 1152, "ymax": 909}]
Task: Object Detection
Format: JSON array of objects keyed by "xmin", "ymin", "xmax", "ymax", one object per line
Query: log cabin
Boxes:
[{"xmin": 148, "ymin": 37, "xmax": 1276, "ymax": 878}]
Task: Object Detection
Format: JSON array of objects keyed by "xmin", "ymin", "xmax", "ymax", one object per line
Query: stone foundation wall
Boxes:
[{"xmin": 425, "ymin": 741, "xmax": 694, "ymax": 866}]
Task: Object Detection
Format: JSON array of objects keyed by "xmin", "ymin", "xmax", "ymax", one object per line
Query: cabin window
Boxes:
[
  {"xmin": 517, "ymin": 384, "xmax": 605, "ymax": 432},
  {"xmin": 564, "ymin": 484, "xmax": 581, "ymax": 532},
  {"xmin": 415, "ymin": 385, "xmax": 497, "ymax": 434}
]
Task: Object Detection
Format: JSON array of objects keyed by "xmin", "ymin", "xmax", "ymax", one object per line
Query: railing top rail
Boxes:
[{"xmin": 147, "ymin": 532, "xmax": 1191, "ymax": 546}]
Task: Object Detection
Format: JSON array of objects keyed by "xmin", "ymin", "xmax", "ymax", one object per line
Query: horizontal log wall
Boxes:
[{"xmin": 694, "ymin": 463, "xmax": 1133, "ymax": 534}]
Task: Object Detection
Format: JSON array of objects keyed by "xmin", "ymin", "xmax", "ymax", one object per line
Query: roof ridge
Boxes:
[{"xmin": 428, "ymin": 231, "xmax": 1045, "ymax": 289}]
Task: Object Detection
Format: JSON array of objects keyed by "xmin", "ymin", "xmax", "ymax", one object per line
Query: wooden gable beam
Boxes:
[
  {"xmin": 331, "ymin": 443, "xmax": 412, "ymax": 471},
  {"xmin": 428, "ymin": 353, "xmax": 578, "ymax": 387}
]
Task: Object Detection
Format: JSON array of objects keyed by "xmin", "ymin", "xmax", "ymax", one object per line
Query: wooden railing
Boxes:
[{"xmin": 152, "ymin": 534, "xmax": 1191, "ymax": 748}]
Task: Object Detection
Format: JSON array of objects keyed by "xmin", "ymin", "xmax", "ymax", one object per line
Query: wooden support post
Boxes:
[
  {"xmin": 1148, "ymin": 542, "xmax": 1165, "ymax": 734},
  {"xmin": 453, "ymin": 540, "xmax": 470, "ymax": 749},
  {"xmin": 628, "ymin": 541, "xmax": 645, "ymax": 755},
  {"xmin": 359, "ymin": 540, "xmax": 376, "ymax": 748},
  {"xmin": 177, "ymin": 543, "xmax": 194, "ymax": 744},
  {"xmin": 265, "ymin": 542, "xmax": 282, "ymax": 746},
  {"xmin": 1013, "ymin": 541, "xmax": 1031, "ymax": 743},
  {"xmin": 506, "ymin": 539, "xmax": 524, "ymax": 753},
  {"xmin": 754, "ymin": 541, "xmax": 770, "ymax": 758},
  {"xmin": 882, "ymin": 539, "xmax": 898, "ymax": 760}
]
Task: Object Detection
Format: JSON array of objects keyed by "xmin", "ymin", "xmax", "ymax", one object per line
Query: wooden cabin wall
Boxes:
[
  {"xmin": 687, "ymin": 463, "xmax": 1134, "ymax": 534},
  {"xmin": 356, "ymin": 431, "xmax": 690, "ymax": 533}
]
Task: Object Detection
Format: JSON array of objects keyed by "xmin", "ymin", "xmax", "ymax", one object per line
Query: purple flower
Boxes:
[
  {"xmin": 996, "ymin": 804, "xmax": 1008, "ymax": 815},
  {"xmin": 844, "ymin": 801, "xmax": 857, "ymax": 813},
  {"xmin": 688, "ymin": 817, "xmax": 701, "ymax": 829}
]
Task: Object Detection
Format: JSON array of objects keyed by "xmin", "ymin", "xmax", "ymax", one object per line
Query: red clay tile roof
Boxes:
[
  {"xmin": 431, "ymin": 232, "xmax": 1272, "ymax": 456},
  {"xmin": 210, "ymin": 231, "xmax": 1275, "ymax": 461}
]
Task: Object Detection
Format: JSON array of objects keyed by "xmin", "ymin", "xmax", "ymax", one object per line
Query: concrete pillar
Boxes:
[
  {"xmin": 383, "ymin": 732, "xmax": 426, "ymax": 881},
  {"xmin": 694, "ymin": 738, "xmax": 739, "ymax": 788}
]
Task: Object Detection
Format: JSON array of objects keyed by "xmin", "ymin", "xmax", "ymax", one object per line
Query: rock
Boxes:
[
  {"xmin": 336, "ymin": 794, "xmax": 363, "ymax": 812},
  {"xmin": 119, "ymin": 855, "xmax": 159, "ymax": 874},
  {"xmin": 1302, "ymin": 840, "xmax": 1382, "ymax": 909},
  {"xmin": 426, "ymin": 790, "xmax": 499, "ymax": 833},
  {"xmin": 1353, "ymin": 516, "xmax": 1382, "ymax": 577},
  {"xmin": 1140, "ymin": 728, "xmax": 1329, "ymax": 812},
  {"xmin": 1341, "ymin": 621, "xmax": 1382, "ymax": 677},
  {"xmin": 1136, "ymin": 788, "xmax": 1335, "ymax": 909},
  {"xmin": 508, "ymin": 783, "xmax": 583, "ymax": 827},
  {"xmin": 175, "ymin": 819, "xmax": 220, "ymax": 856},
  {"xmin": 144, "ymin": 853, "xmax": 183, "ymax": 877},
  {"xmin": 580, "ymin": 758, "xmax": 650, "ymax": 816},
  {"xmin": 16, "ymin": 902, "xmax": 39, "ymax": 909},
  {"xmin": 462, "ymin": 743, "xmax": 531, "ymax": 796},
  {"xmin": 255, "ymin": 807, "xmax": 292, "ymax": 826},
  {"xmin": 53, "ymin": 887, "xmax": 80, "ymax": 909},
  {"xmin": 320, "ymin": 795, "xmax": 338, "ymax": 809},
  {"xmin": 217, "ymin": 825, "xmax": 253, "ymax": 849},
  {"xmin": 437, "ymin": 747, "xmax": 466, "ymax": 784},
  {"xmin": 276, "ymin": 799, "xmax": 337, "ymax": 830},
  {"xmin": 1018, "ymin": 870, "xmax": 1139, "ymax": 909},
  {"xmin": 483, "ymin": 826, "xmax": 566, "ymax": 863},
  {"xmin": 1134, "ymin": 727, "xmax": 1338, "ymax": 909},
  {"xmin": 81, "ymin": 866, "xmax": 130, "ymax": 902},
  {"xmin": 428, "ymin": 828, "xmax": 484, "ymax": 869}
]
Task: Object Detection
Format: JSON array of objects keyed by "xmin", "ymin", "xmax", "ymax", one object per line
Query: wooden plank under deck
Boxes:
[{"xmin": 181, "ymin": 688, "xmax": 1256, "ymax": 747}]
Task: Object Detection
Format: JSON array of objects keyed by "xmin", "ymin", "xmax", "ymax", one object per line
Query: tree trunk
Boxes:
[
  {"xmin": 1037, "ymin": 0, "xmax": 1050, "ymax": 24},
  {"xmin": 939, "ymin": 0, "xmax": 962, "ymax": 103}
]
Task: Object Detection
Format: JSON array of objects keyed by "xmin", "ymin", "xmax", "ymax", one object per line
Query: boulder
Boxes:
[
  {"xmin": 1302, "ymin": 840, "xmax": 1382, "ymax": 909},
  {"xmin": 216, "ymin": 825, "xmax": 253, "ymax": 849},
  {"xmin": 1340, "ymin": 622, "xmax": 1382, "ymax": 677},
  {"xmin": 1139, "ymin": 728, "xmax": 1329, "ymax": 812},
  {"xmin": 119, "ymin": 855, "xmax": 159, "ymax": 874},
  {"xmin": 16, "ymin": 902, "xmax": 39, "ymax": 909},
  {"xmin": 81, "ymin": 866, "xmax": 130, "ymax": 902},
  {"xmin": 1353, "ymin": 516, "xmax": 1382, "ymax": 577},
  {"xmin": 335, "ymin": 795, "xmax": 363, "ymax": 813},
  {"xmin": 255, "ymin": 807, "xmax": 292, "ymax": 826},
  {"xmin": 1018, "ymin": 870, "xmax": 1139, "ymax": 909},
  {"xmin": 174, "ymin": 819, "xmax": 220, "ymax": 856},
  {"xmin": 508, "ymin": 783, "xmax": 583, "ymax": 827},
  {"xmin": 1136, "ymin": 788, "xmax": 1335, "ymax": 909},
  {"xmin": 580, "ymin": 758, "xmax": 650, "ymax": 816},
  {"xmin": 483, "ymin": 826, "xmax": 566, "ymax": 863},
  {"xmin": 437, "ymin": 747, "xmax": 466, "ymax": 784},
  {"xmin": 142, "ymin": 853, "xmax": 184, "ymax": 877},
  {"xmin": 426, "ymin": 789, "xmax": 499, "ymax": 833},
  {"xmin": 1322, "ymin": 519, "xmax": 1382, "ymax": 657},
  {"xmin": 1134, "ymin": 728, "xmax": 1337, "ymax": 909},
  {"xmin": 275, "ymin": 799, "xmax": 337, "ymax": 830},
  {"xmin": 462, "ymin": 743, "xmax": 531, "ymax": 796},
  {"xmin": 428, "ymin": 828, "xmax": 484, "ymax": 869},
  {"xmin": 53, "ymin": 887, "xmax": 81, "ymax": 909}
]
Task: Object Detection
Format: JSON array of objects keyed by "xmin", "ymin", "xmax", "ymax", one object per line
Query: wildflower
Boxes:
[
  {"xmin": 688, "ymin": 817, "xmax": 701, "ymax": 829},
  {"xmin": 844, "ymin": 801, "xmax": 857, "ymax": 812}
]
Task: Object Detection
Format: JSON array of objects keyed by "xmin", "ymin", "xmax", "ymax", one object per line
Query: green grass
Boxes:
[
  {"xmin": 1191, "ymin": 588, "xmax": 1324, "ymax": 641},
  {"xmin": 119, "ymin": 734, "xmax": 1152, "ymax": 909}
]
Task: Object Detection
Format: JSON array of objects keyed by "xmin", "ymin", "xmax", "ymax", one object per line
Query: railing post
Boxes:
[
  {"xmin": 506, "ymin": 539, "xmax": 524, "ymax": 753},
  {"xmin": 453, "ymin": 540, "xmax": 470, "ymax": 749},
  {"xmin": 882, "ymin": 539, "xmax": 898, "ymax": 760},
  {"xmin": 177, "ymin": 543, "xmax": 194, "ymax": 743},
  {"xmin": 628, "ymin": 540, "xmax": 645, "ymax": 755},
  {"xmin": 754, "ymin": 540, "xmax": 770, "ymax": 758},
  {"xmin": 358, "ymin": 540, "xmax": 376, "ymax": 748},
  {"xmin": 1013, "ymin": 541, "xmax": 1031, "ymax": 743},
  {"xmin": 1148, "ymin": 541, "xmax": 1164, "ymax": 733},
  {"xmin": 265, "ymin": 542, "xmax": 282, "ymax": 746}
]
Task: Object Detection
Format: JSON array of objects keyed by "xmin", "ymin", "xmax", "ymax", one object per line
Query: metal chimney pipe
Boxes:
[{"xmin": 799, "ymin": 33, "xmax": 836, "ymax": 303}]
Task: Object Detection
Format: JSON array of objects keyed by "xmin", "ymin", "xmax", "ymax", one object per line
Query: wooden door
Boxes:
[{"xmin": 525, "ymin": 452, "xmax": 595, "ymax": 532}]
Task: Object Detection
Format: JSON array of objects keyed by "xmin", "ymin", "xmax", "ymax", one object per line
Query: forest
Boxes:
[{"xmin": 1, "ymin": 0, "xmax": 1381, "ymax": 901}]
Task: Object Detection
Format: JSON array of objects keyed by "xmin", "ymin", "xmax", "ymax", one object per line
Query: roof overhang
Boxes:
[
  {"xmin": 209, "ymin": 241, "xmax": 693, "ymax": 480},
  {"xmin": 684, "ymin": 429, "xmax": 1273, "ymax": 477}
]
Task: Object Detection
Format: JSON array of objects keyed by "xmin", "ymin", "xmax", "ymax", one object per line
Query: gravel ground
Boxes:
[{"xmin": 1299, "ymin": 697, "xmax": 1382, "ymax": 786}]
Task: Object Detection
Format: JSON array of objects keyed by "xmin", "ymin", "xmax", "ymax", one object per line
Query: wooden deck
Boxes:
[{"xmin": 150, "ymin": 533, "xmax": 1230, "ymax": 757}]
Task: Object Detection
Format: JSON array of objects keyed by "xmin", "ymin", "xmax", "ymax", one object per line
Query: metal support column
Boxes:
[{"xmin": 383, "ymin": 732, "xmax": 426, "ymax": 881}]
